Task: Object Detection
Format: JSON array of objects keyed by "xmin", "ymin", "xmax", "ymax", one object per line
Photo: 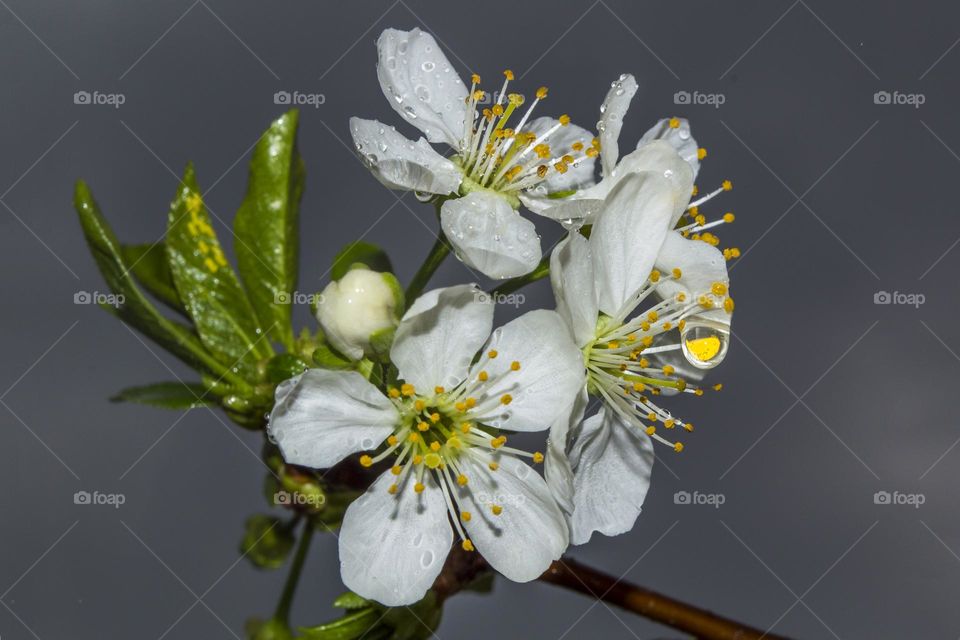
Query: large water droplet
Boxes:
[
  {"xmin": 680, "ymin": 319, "xmax": 729, "ymax": 369},
  {"xmin": 421, "ymin": 60, "xmax": 435, "ymax": 72},
  {"xmin": 420, "ymin": 550, "xmax": 435, "ymax": 568}
]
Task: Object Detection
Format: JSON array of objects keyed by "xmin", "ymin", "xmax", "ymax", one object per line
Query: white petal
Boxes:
[
  {"xmin": 608, "ymin": 141, "xmax": 695, "ymax": 226},
  {"xmin": 655, "ymin": 230, "xmax": 729, "ymax": 303},
  {"xmin": 469, "ymin": 310, "xmax": 585, "ymax": 432},
  {"xmin": 545, "ymin": 387, "xmax": 589, "ymax": 515},
  {"xmin": 591, "ymin": 172, "xmax": 675, "ymax": 315},
  {"xmin": 524, "ymin": 116, "xmax": 597, "ymax": 192},
  {"xmin": 441, "ymin": 192, "xmax": 541, "ymax": 279},
  {"xmin": 598, "ymin": 74, "xmax": 639, "ymax": 177},
  {"xmin": 457, "ymin": 455, "xmax": 568, "ymax": 582},
  {"xmin": 376, "ymin": 28, "xmax": 468, "ymax": 148},
  {"xmin": 339, "ymin": 471, "xmax": 452, "ymax": 606},
  {"xmin": 391, "ymin": 284, "xmax": 494, "ymax": 391},
  {"xmin": 637, "ymin": 117, "xmax": 701, "ymax": 181},
  {"xmin": 349, "ymin": 118, "xmax": 461, "ymax": 195},
  {"xmin": 268, "ymin": 370, "xmax": 398, "ymax": 469},
  {"xmin": 568, "ymin": 408, "xmax": 654, "ymax": 545},
  {"xmin": 550, "ymin": 233, "xmax": 598, "ymax": 347},
  {"xmin": 519, "ymin": 192, "xmax": 605, "ymax": 224}
]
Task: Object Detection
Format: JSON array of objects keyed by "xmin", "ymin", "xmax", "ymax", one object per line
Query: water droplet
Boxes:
[
  {"xmin": 415, "ymin": 85, "xmax": 431, "ymax": 103},
  {"xmin": 680, "ymin": 319, "xmax": 729, "ymax": 369},
  {"xmin": 420, "ymin": 550, "xmax": 435, "ymax": 568},
  {"xmin": 402, "ymin": 104, "xmax": 418, "ymax": 119},
  {"xmin": 360, "ymin": 436, "xmax": 375, "ymax": 449},
  {"xmin": 678, "ymin": 128, "xmax": 691, "ymax": 141},
  {"xmin": 412, "ymin": 532, "xmax": 423, "ymax": 547},
  {"xmin": 421, "ymin": 60, "xmax": 435, "ymax": 72}
]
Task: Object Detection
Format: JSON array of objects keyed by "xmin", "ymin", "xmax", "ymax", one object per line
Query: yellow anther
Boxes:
[
  {"xmin": 669, "ymin": 117, "xmax": 681, "ymax": 128},
  {"xmin": 698, "ymin": 294, "xmax": 716, "ymax": 309},
  {"xmin": 508, "ymin": 92, "xmax": 524, "ymax": 105},
  {"xmin": 388, "ymin": 387, "xmax": 400, "ymax": 398},
  {"xmin": 711, "ymin": 282, "xmax": 728, "ymax": 296},
  {"xmin": 558, "ymin": 114, "xmax": 571, "ymax": 125},
  {"xmin": 488, "ymin": 461, "xmax": 499, "ymax": 471},
  {"xmin": 424, "ymin": 453, "xmax": 441, "ymax": 469},
  {"xmin": 461, "ymin": 422, "xmax": 472, "ymax": 433},
  {"xmin": 665, "ymin": 419, "xmax": 676, "ymax": 429},
  {"xmin": 466, "ymin": 397, "xmax": 477, "ymax": 408},
  {"xmin": 662, "ymin": 322, "xmax": 672, "ymax": 331},
  {"xmin": 537, "ymin": 165, "xmax": 549, "ymax": 178},
  {"xmin": 647, "ymin": 412, "xmax": 657, "ymax": 421},
  {"xmin": 417, "ymin": 422, "xmax": 430, "ymax": 432},
  {"xmin": 408, "ymin": 433, "xmax": 420, "ymax": 443},
  {"xmin": 461, "ymin": 510, "xmax": 472, "ymax": 521},
  {"xmin": 401, "ymin": 383, "xmax": 415, "ymax": 396},
  {"xmin": 413, "ymin": 454, "xmax": 423, "ymax": 464},
  {"xmin": 650, "ymin": 270, "xmax": 661, "ymax": 283},
  {"xmin": 722, "ymin": 180, "xmax": 733, "ymax": 191},
  {"xmin": 633, "ymin": 382, "xmax": 646, "ymax": 392},
  {"xmin": 684, "ymin": 423, "xmax": 694, "ymax": 432},
  {"xmin": 723, "ymin": 212, "xmax": 736, "ymax": 223},
  {"xmin": 645, "ymin": 426, "xmax": 656, "ymax": 436},
  {"xmin": 534, "ymin": 143, "xmax": 551, "ymax": 158},
  {"xmin": 724, "ymin": 297, "xmax": 735, "ymax": 313},
  {"xmin": 640, "ymin": 321, "xmax": 651, "ymax": 332},
  {"xmin": 434, "ymin": 386, "xmax": 445, "ymax": 394},
  {"xmin": 430, "ymin": 412, "xmax": 441, "ymax": 423},
  {"xmin": 639, "ymin": 358, "xmax": 650, "ymax": 368},
  {"xmin": 571, "ymin": 141, "xmax": 584, "ymax": 151},
  {"xmin": 554, "ymin": 162, "xmax": 568, "ymax": 174},
  {"xmin": 462, "ymin": 539, "xmax": 475, "ymax": 551},
  {"xmin": 674, "ymin": 442, "xmax": 684, "ymax": 453},
  {"xmin": 672, "ymin": 267, "xmax": 682, "ymax": 279},
  {"xmin": 491, "ymin": 504, "xmax": 503, "ymax": 516},
  {"xmin": 585, "ymin": 147, "xmax": 599, "ymax": 158},
  {"xmin": 678, "ymin": 320, "xmax": 686, "ymax": 332},
  {"xmin": 642, "ymin": 336, "xmax": 654, "ymax": 347},
  {"xmin": 391, "ymin": 465, "xmax": 402, "ymax": 476},
  {"xmin": 492, "ymin": 436, "xmax": 507, "ymax": 449},
  {"xmin": 488, "ymin": 350, "xmax": 498, "ymax": 359},
  {"xmin": 677, "ymin": 379, "xmax": 687, "ymax": 391},
  {"xmin": 387, "ymin": 435, "xmax": 398, "ymax": 446},
  {"xmin": 478, "ymin": 371, "xmax": 489, "ymax": 382},
  {"xmin": 457, "ymin": 474, "xmax": 469, "ymax": 486},
  {"xmin": 447, "ymin": 436, "xmax": 463, "ymax": 449},
  {"xmin": 414, "ymin": 399, "xmax": 426, "ymax": 412},
  {"xmin": 430, "ymin": 441, "xmax": 441, "ymax": 452},
  {"xmin": 388, "ymin": 483, "xmax": 398, "ymax": 495},
  {"xmin": 455, "ymin": 401, "xmax": 467, "ymax": 412},
  {"xmin": 359, "ymin": 455, "xmax": 373, "ymax": 467},
  {"xmin": 695, "ymin": 214, "xmax": 706, "ymax": 225},
  {"xmin": 503, "ymin": 69, "xmax": 515, "ymax": 80},
  {"xmin": 607, "ymin": 341, "xmax": 619, "ymax": 349},
  {"xmin": 414, "ymin": 482, "xmax": 425, "ymax": 494},
  {"xmin": 471, "ymin": 73, "xmax": 481, "ymax": 84},
  {"xmin": 697, "ymin": 147, "xmax": 707, "ymax": 160},
  {"xmin": 500, "ymin": 394, "xmax": 513, "ymax": 405},
  {"xmin": 647, "ymin": 310, "xmax": 659, "ymax": 322},
  {"xmin": 662, "ymin": 365, "xmax": 675, "ymax": 375},
  {"xmin": 533, "ymin": 452, "xmax": 544, "ymax": 463},
  {"xmin": 535, "ymin": 86, "xmax": 549, "ymax": 99},
  {"xmin": 713, "ymin": 383, "xmax": 724, "ymax": 392}
]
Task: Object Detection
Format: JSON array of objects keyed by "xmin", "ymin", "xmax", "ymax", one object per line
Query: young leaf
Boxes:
[
  {"xmin": 111, "ymin": 381, "xmax": 214, "ymax": 409},
  {"xmin": 234, "ymin": 110, "xmax": 305, "ymax": 351},
  {"xmin": 74, "ymin": 180, "xmax": 226, "ymax": 378},
  {"xmin": 331, "ymin": 241, "xmax": 393, "ymax": 281},
  {"xmin": 121, "ymin": 242, "xmax": 186, "ymax": 316},
  {"xmin": 166, "ymin": 163, "xmax": 272, "ymax": 381}
]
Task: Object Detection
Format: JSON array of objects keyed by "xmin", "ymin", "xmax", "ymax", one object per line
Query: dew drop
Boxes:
[
  {"xmin": 421, "ymin": 60, "xmax": 436, "ymax": 72},
  {"xmin": 420, "ymin": 550, "xmax": 435, "ymax": 568}
]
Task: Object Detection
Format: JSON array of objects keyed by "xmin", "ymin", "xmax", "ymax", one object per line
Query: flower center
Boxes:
[
  {"xmin": 358, "ymin": 350, "xmax": 542, "ymax": 551},
  {"xmin": 584, "ymin": 269, "xmax": 733, "ymax": 453},
  {"xmin": 455, "ymin": 69, "xmax": 598, "ymax": 197}
]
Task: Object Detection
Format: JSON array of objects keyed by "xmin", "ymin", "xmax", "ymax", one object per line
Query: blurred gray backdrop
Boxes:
[{"xmin": 2, "ymin": 0, "xmax": 958, "ymax": 637}]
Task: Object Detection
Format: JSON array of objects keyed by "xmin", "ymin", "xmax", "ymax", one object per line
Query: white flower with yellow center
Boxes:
[
  {"xmin": 350, "ymin": 27, "xmax": 602, "ymax": 279},
  {"xmin": 545, "ymin": 157, "xmax": 735, "ymax": 545},
  {"xmin": 268, "ymin": 285, "xmax": 584, "ymax": 606}
]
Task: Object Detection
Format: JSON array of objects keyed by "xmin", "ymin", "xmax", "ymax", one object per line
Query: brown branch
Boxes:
[{"xmin": 539, "ymin": 557, "xmax": 791, "ymax": 640}]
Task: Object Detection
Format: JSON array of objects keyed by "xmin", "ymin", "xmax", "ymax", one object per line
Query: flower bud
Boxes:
[{"xmin": 315, "ymin": 267, "xmax": 402, "ymax": 360}]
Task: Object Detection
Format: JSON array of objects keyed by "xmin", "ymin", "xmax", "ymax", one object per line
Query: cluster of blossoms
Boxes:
[{"xmin": 269, "ymin": 27, "xmax": 739, "ymax": 606}]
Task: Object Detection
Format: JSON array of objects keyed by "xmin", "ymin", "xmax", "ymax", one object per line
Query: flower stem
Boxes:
[
  {"xmin": 274, "ymin": 520, "xmax": 314, "ymax": 625},
  {"xmin": 539, "ymin": 557, "xmax": 789, "ymax": 640},
  {"xmin": 405, "ymin": 232, "xmax": 451, "ymax": 307}
]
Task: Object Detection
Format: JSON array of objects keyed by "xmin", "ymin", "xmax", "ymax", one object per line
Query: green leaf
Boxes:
[
  {"xmin": 299, "ymin": 608, "xmax": 380, "ymax": 640},
  {"xmin": 74, "ymin": 181, "xmax": 229, "ymax": 379},
  {"xmin": 332, "ymin": 592, "xmax": 370, "ymax": 611},
  {"xmin": 166, "ymin": 163, "xmax": 272, "ymax": 381},
  {"xmin": 312, "ymin": 343, "xmax": 354, "ymax": 370},
  {"xmin": 234, "ymin": 110, "xmax": 305, "ymax": 351},
  {"xmin": 382, "ymin": 592, "xmax": 442, "ymax": 640},
  {"xmin": 331, "ymin": 241, "xmax": 393, "ymax": 281},
  {"xmin": 110, "ymin": 382, "xmax": 213, "ymax": 409},
  {"xmin": 240, "ymin": 515, "xmax": 295, "ymax": 570},
  {"xmin": 121, "ymin": 242, "xmax": 185, "ymax": 315}
]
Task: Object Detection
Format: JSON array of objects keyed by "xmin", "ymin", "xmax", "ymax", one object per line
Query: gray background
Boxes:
[{"xmin": 1, "ymin": 0, "xmax": 957, "ymax": 638}]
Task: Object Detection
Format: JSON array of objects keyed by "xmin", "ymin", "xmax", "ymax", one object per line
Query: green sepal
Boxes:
[
  {"xmin": 332, "ymin": 592, "xmax": 370, "ymax": 611},
  {"xmin": 298, "ymin": 607, "xmax": 380, "ymax": 640}
]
